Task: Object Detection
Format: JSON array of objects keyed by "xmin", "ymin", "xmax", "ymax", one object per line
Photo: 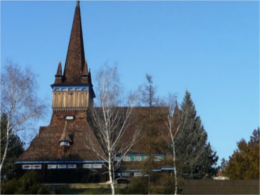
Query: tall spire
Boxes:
[
  {"xmin": 63, "ymin": 1, "xmax": 85, "ymax": 83},
  {"xmin": 54, "ymin": 61, "xmax": 63, "ymax": 84}
]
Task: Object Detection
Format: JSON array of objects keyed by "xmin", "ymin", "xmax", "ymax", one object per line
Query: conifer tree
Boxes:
[{"xmin": 175, "ymin": 91, "xmax": 218, "ymax": 179}]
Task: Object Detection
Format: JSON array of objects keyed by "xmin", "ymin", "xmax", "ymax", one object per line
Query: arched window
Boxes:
[{"xmin": 54, "ymin": 88, "xmax": 61, "ymax": 92}]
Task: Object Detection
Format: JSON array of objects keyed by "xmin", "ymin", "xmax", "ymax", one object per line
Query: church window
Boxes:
[
  {"xmin": 54, "ymin": 88, "xmax": 61, "ymax": 92},
  {"xmin": 47, "ymin": 164, "xmax": 57, "ymax": 169},
  {"xmin": 122, "ymin": 172, "xmax": 130, "ymax": 177},
  {"xmin": 123, "ymin": 156, "xmax": 131, "ymax": 162},
  {"xmin": 67, "ymin": 164, "xmax": 77, "ymax": 169},
  {"xmin": 69, "ymin": 88, "xmax": 74, "ymax": 91},
  {"xmin": 22, "ymin": 165, "xmax": 32, "ymax": 170},
  {"xmin": 62, "ymin": 88, "xmax": 68, "ymax": 91},
  {"xmin": 82, "ymin": 88, "xmax": 87, "ymax": 91},
  {"xmin": 32, "ymin": 164, "xmax": 42, "ymax": 169},
  {"xmin": 134, "ymin": 172, "xmax": 143, "ymax": 177},
  {"xmin": 134, "ymin": 156, "xmax": 142, "ymax": 161},
  {"xmin": 92, "ymin": 164, "xmax": 102, "ymax": 169},
  {"xmin": 76, "ymin": 88, "xmax": 81, "ymax": 91},
  {"xmin": 154, "ymin": 156, "xmax": 162, "ymax": 161},
  {"xmin": 65, "ymin": 116, "xmax": 74, "ymax": 120},
  {"xmin": 60, "ymin": 141, "xmax": 70, "ymax": 146},
  {"xmin": 57, "ymin": 164, "xmax": 67, "ymax": 169},
  {"xmin": 83, "ymin": 164, "xmax": 92, "ymax": 169}
]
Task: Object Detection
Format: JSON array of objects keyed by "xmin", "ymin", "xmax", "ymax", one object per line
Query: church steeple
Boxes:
[
  {"xmin": 51, "ymin": 1, "xmax": 94, "ymax": 111},
  {"xmin": 63, "ymin": 0, "xmax": 85, "ymax": 84}
]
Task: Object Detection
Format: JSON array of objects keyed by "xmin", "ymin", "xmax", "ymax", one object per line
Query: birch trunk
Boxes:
[
  {"xmin": 172, "ymin": 140, "xmax": 178, "ymax": 195},
  {"xmin": 0, "ymin": 121, "xmax": 10, "ymax": 178},
  {"xmin": 169, "ymin": 116, "xmax": 178, "ymax": 195},
  {"xmin": 86, "ymin": 65, "xmax": 140, "ymax": 195},
  {"xmin": 108, "ymin": 152, "xmax": 115, "ymax": 195}
]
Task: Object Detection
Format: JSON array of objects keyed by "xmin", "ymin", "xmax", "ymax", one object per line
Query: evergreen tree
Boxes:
[
  {"xmin": 1, "ymin": 113, "xmax": 24, "ymax": 180},
  {"xmin": 225, "ymin": 128, "xmax": 259, "ymax": 179},
  {"xmin": 197, "ymin": 143, "xmax": 219, "ymax": 178},
  {"xmin": 175, "ymin": 91, "xmax": 218, "ymax": 179}
]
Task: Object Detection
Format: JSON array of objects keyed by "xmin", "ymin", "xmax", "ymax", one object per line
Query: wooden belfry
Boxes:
[{"xmin": 15, "ymin": 1, "xmax": 106, "ymax": 183}]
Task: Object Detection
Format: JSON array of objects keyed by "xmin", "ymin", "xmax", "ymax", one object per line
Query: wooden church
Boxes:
[
  {"xmin": 15, "ymin": 1, "xmax": 107, "ymax": 183},
  {"xmin": 15, "ymin": 1, "xmax": 174, "ymax": 183}
]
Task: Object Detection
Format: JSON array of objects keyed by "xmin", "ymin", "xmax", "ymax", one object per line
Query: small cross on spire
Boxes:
[{"xmin": 76, "ymin": 0, "xmax": 80, "ymax": 7}]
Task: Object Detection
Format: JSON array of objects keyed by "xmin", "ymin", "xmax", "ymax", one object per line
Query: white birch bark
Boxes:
[
  {"xmin": 86, "ymin": 65, "xmax": 141, "ymax": 195},
  {"xmin": 0, "ymin": 61, "xmax": 47, "ymax": 180},
  {"xmin": 162, "ymin": 94, "xmax": 187, "ymax": 195}
]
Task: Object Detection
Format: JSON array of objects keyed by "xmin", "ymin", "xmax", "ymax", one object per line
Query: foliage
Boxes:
[
  {"xmin": 196, "ymin": 143, "xmax": 219, "ymax": 178},
  {"xmin": 220, "ymin": 158, "xmax": 228, "ymax": 172},
  {"xmin": 224, "ymin": 128, "xmax": 259, "ymax": 179},
  {"xmin": 120, "ymin": 177, "xmax": 149, "ymax": 194},
  {"xmin": 120, "ymin": 174, "xmax": 183, "ymax": 194},
  {"xmin": 175, "ymin": 91, "xmax": 218, "ymax": 179},
  {"xmin": 1, "ymin": 113, "xmax": 24, "ymax": 180},
  {"xmin": 0, "ymin": 171, "xmax": 50, "ymax": 194}
]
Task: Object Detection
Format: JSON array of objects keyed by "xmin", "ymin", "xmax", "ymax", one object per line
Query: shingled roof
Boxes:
[
  {"xmin": 18, "ymin": 111, "xmax": 105, "ymax": 162},
  {"xmin": 52, "ymin": 1, "xmax": 90, "ymax": 86}
]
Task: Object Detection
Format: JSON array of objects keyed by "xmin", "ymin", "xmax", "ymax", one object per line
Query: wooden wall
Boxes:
[{"xmin": 52, "ymin": 91, "xmax": 89, "ymax": 109}]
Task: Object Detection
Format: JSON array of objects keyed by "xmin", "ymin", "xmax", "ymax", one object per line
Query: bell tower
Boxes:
[
  {"xmin": 51, "ymin": 0, "xmax": 95, "ymax": 111},
  {"xmin": 16, "ymin": 1, "xmax": 106, "ymax": 183}
]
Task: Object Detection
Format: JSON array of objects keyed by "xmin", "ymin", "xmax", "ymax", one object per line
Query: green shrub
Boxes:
[
  {"xmin": 1, "ymin": 178, "xmax": 20, "ymax": 194},
  {"xmin": 0, "ymin": 171, "xmax": 50, "ymax": 194},
  {"xmin": 120, "ymin": 177, "xmax": 149, "ymax": 194}
]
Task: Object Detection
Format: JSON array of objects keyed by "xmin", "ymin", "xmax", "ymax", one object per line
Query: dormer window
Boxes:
[
  {"xmin": 60, "ymin": 141, "xmax": 70, "ymax": 146},
  {"xmin": 59, "ymin": 121, "xmax": 72, "ymax": 147}
]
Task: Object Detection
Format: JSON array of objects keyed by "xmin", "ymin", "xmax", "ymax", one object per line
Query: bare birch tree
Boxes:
[
  {"xmin": 0, "ymin": 61, "xmax": 47, "ymax": 179},
  {"xmin": 87, "ymin": 65, "xmax": 140, "ymax": 195},
  {"xmin": 161, "ymin": 94, "xmax": 184, "ymax": 195}
]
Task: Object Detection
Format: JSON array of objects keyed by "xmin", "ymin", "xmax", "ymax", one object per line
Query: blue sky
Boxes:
[{"xmin": 1, "ymin": 1, "xmax": 259, "ymax": 165}]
